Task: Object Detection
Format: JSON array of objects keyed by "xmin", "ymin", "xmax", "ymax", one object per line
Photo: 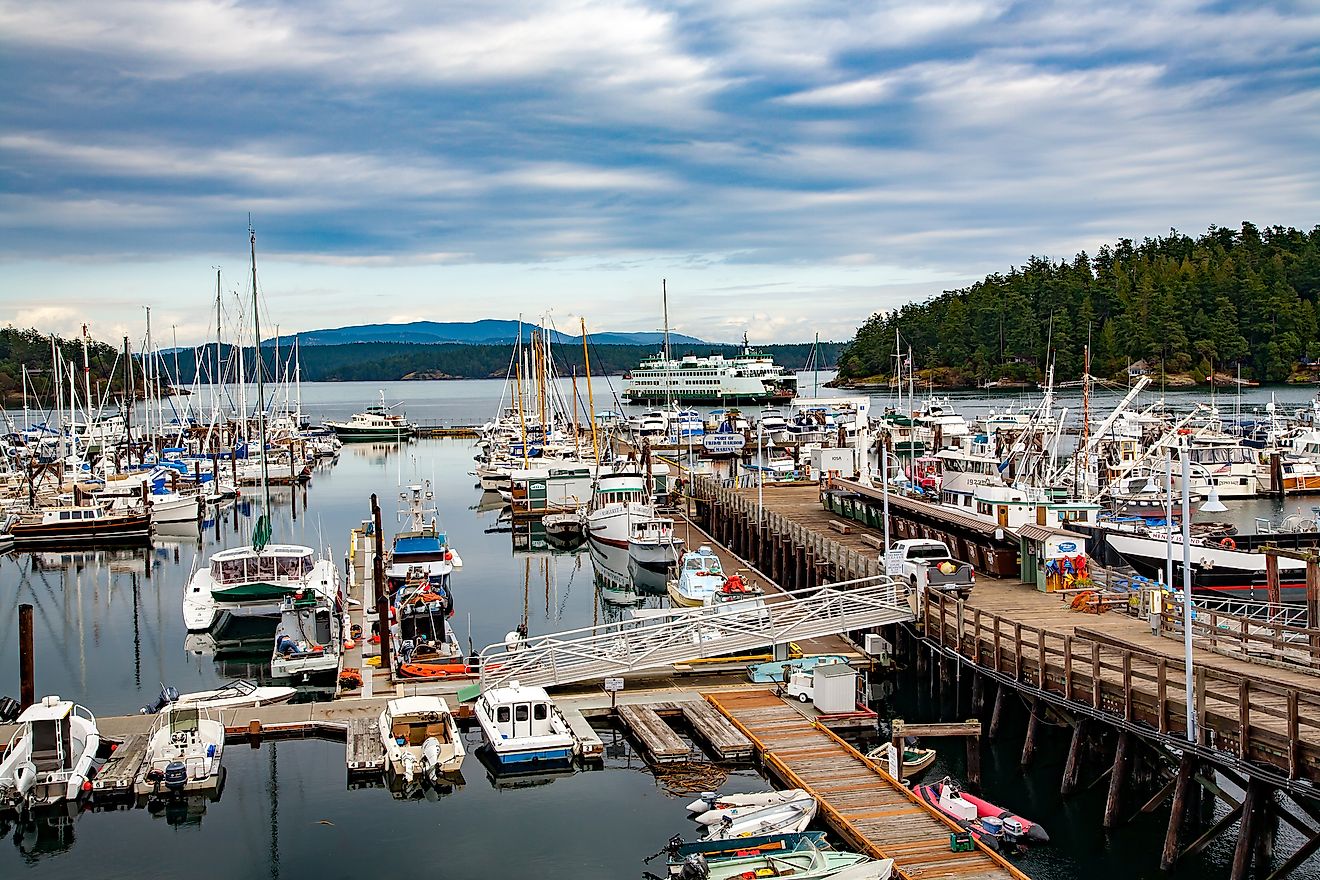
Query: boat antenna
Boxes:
[{"xmin": 250, "ymin": 220, "xmax": 272, "ymax": 551}]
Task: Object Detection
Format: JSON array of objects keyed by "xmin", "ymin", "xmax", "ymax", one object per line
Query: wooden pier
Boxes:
[
  {"xmin": 91, "ymin": 733, "xmax": 149, "ymax": 796},
  {"xmin": 708, "ymin": 689, "xmax": 1026, "ymax": 880}
]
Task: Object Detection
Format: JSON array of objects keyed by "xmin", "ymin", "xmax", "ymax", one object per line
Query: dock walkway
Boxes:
[{"xmin": 707, "ymin": 689, "xmax": 1026, "ymax": 880}]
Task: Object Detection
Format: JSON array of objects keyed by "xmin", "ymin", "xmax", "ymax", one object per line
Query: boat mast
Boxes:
[
  {"xmin": 571, "ymin": 368, "xmax": 581, "ymax": 459},
  {"xmin": 214, "ymin": 268, "xmax": 223, "ymax": 418},
  {"xmin": 250, "ymin": 223, "xmax": 273, "ymax": 544},
  {"xmin": 813, "ymin": 331, "xmax": 819, "ymax": 397},
  {"xmin": 514, "ymin": 351, "xmax": 529, "ymax": 469},
  {"xmin": 80, "ymin": 323, "xmax": 93, "ymax": 432},
  {"xmin": 662, "ymin": 279, "xmax": 672, "ymax": 413},
  {"xmin": 581, "ymin": 317, "xmax": 599, "ymax": 466},
  {"xmin": 144, "ymin": 307, "xmax": 153, "ymax": 441}
]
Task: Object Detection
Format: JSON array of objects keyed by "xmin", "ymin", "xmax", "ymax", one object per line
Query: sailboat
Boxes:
[{"xmin": 182, "ymin": 226, "xmax": 339, "ymax": 633}]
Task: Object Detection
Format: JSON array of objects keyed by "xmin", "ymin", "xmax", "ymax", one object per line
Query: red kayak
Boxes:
[{"xmin": 914, "ymin": 777, "xmax": 1048, "ymax": 851}]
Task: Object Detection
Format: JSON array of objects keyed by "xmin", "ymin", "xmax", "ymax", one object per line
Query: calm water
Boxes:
[{"xmin": 3, "ymin": 376, "xmax": 1317, "ymax": 877}]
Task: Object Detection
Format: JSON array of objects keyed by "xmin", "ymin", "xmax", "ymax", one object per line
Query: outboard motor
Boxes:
[
  {"xmin": 0, "ymin": 695, "xmax": 20, "ymax": 723},
  {"xmin": 1000, "ymin": 817, "xmax": 1025, "ymax": 846},
  {"xmin": 679, "ymin": 854, "xmax": 710, "ymax": 880},
  {"xmin": 163, "ymin": 761, "xmax": 188, "ymax": 791},
  {"xmin": 139, "ymin": 684, "xmax": 179, "ymax": 714},
  {"xmin": 421, "ymin": 737, "xmax": 442, "ymax": 778},
  {"xmin": 698, "ymin": 791, "xmax": 717, "ymax": 813}
]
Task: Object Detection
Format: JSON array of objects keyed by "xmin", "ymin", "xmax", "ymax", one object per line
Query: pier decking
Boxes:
[
  {"xmin": 615, "ymin": 699, "xmax": 753, "ymax": 763},
  {"xmin": 708, "ymin": 688, "xmax": 1026, "ymax": 880}
]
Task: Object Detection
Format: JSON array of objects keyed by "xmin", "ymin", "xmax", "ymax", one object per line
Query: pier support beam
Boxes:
[
  {"xmin": 18, "ymin": 603, "xmax": 34, "ymax": 710},
  {"xmin": 989, "ymin": 684, "xmax": 1006, "ymax": 742},
  {"xmin": 1104, "ymin": 732, "xmax": 1133, "ymax": 828},
  {"xmin": 1021, "ymin": 699, "xmax": 1041, "ymax": 771},
  {"xmin": 1061, "ymin": 719, "xmax": 1088, "ymax": 796},
  {"xmin": 1161, "ymin": 757, "xmax": 1197, "ymax": 871},
  {"xmin": 1230, "ymin": 780, "xmax": 1266, "ymax": 880}
]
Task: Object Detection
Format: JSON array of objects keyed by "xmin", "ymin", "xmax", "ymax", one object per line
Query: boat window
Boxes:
[
  {"xmin": 257, "ymin": 555, "xmax": 277, "ymax": 579},
  {"xmin": 533, "ymin": 703, "xmax": 548, "ymax": 721},
  {"xmin": 515, "ymin": 704, "xmax": 530, "ymax": 722},
  {"xmin": 59, "ymin": 511, "xmax": 71, "ymax": 521},
  {"xmin": 497, "ymin": 706, "xmax": 511, "ymax": 723},
  {"xmin": 277, "ymin": 556, "xmax": 300, "ymax": 579}
]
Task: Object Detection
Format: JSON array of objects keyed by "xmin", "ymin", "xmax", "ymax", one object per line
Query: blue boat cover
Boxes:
[{"xmin": 393, "ymin": 536, "xmax": 444, "ymax": 557}]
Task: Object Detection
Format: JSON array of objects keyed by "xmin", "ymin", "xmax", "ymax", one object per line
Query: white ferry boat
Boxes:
[{"xmin": 622, "ymin": 337, "xmax": 797, "ymax": 404}]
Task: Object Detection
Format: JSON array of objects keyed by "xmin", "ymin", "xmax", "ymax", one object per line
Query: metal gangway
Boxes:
[{"xmin": 478, "ymin": 574, "xmax": 913, "ymax": 690}]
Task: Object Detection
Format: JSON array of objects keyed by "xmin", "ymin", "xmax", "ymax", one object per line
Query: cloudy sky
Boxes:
[{"xmin": 1, "ymin": 1, "xmax": 1317, "ymax": 346}]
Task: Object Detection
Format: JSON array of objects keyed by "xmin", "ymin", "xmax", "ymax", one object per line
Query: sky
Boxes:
[{"xmin": 1, "ymin": 1, "xmax": 1317, "ymax": 347}]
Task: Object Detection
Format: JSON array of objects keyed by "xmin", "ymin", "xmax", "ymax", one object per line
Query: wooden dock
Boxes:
[
  {"xmin": 618, "ymin": 704, "xmax": 690, "ymax": 763},
  {"xmin": 615, "ymin": 699, "xmax": 754, "ymax": 763},
  {"xmin": 344, "ymin": 716, "xmax": 385, "ymax": 775},
  {"xmin": 91, "ymin": 733, "xmax": 148, "ymax": 796},
  {"xmin": 707, "ymin": 689, "xmax": 1027, "ymax": 880}
]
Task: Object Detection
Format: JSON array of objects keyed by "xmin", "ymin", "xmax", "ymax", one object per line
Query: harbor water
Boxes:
[{"xmin": 3, "ymin": 376, "xmax": 1319, "ymax": 878}]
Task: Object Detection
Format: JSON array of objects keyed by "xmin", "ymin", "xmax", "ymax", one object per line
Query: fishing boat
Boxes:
[
  {"xmin": 914, "ymin": 777, "xmax": 1048, "ymax": 851},
  {"xmin": 140, "ymin": 679, "xmax": 295, "ymax": 713},
  {"xmin": 379, "ymin": 696, "xmax": 465, "ymax": 781},
  {"xmin": 865, "ymin": 741, "xmax": 937, "ymax": 778},
  {"xmin": 747, "ymin": 655, "xmax": 849, "ymax": 684},
  {"xmin": 542, "ymin": 510, "xmax": 587, "ymax": 543},
  {"xmin": 697, "ymin": 791, "xmax": 817, "ymax": 840},
  {"xmin": 0, "ymin": 695, "xmax": 103, "ymax": 811},
  {"xmin": 134, "ymin": 705, "xmax": 225, "ymax": 796},
  {"xmin": 667, "ymin": 546, "xmax": 727, "ymax": 606},
  {"xmin": 271, "ymin": 590, "xmax": 344, "ymax": 678},
  {"xmin": 325, "ymin": 391, "xmax": 416, "ymax": 441},
  {"xmin": 473, "ymin": 681, "xmax": 577, "ymax": 765},
  {"xmin": 386, "ymin": 482, "xmax": 461, "ymax": 591},
  {"xmin": 629, "ymin": 513, "xmax": 684, "ymax": 572},
  {"xmin": 7, "ymin": 504, "xmax": 151, "ymax": 548},
  {"xmin": 394, "ymin": 570, "xmax": 468, "ymax": 679}
]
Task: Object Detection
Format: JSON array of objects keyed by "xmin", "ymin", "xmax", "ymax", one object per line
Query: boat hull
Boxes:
[{"xmin": 10, "ymin": 514, "xmax": 151, "ymax": 548}]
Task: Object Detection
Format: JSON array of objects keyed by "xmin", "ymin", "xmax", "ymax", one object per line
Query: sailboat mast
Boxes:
[
  {"xmin": 215, "ymin": 268, "xmax": 223, "ymax": 415},
  {"xmin": 813, "ymin": 331, "xmax": 819, "ymax": 397},
  {"xmin": 250, "ymin": 225, "xmax": 272, "ymax": 516},
  {"xmin": 581, "ymin": 318, "xmax": 599, "ymax": 465},
  {"xmin": 571, "ymin": 368, "xmax": 581, "ymax": 459},
  {"xmin": 662, "ymin": 279, "xmax": 672, "ymax": 411},
  {"xmin": 80, "ymin": 323, "xmax": 93, "ymax": 430},
  {"xmin": 514, "ymin": 354, "xmax": 529, "ymax": 468}
]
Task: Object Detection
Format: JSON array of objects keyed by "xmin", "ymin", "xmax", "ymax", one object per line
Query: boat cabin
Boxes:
[
  {"xmin": 210, "ymin": 545, "xmax": 316, "ymax": 585},
  {"xmin": 387, "ymin": 697, "xmax": 454, "ymax": 746},
  {"xmin": 479, "ymin": 682, "xmax": 559, "ymax": 741},
  {"xmin": 19, "ymin": 700, "xmax": 80, "ymax": 773}
]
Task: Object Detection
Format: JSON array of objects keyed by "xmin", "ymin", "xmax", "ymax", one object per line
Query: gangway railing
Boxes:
[{"xmin": 478, "ymin": 574, "xmax": 913, "ymax": 690}]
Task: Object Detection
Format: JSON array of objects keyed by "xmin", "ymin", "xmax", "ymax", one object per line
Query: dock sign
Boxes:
[
  {"xmin": 703, "ymin": 433, "xmax": 746, "ymax": 455},
  {"xmin": 884, "ymin": 548, "xmax": 905, "ymax": 576},
  {"xmin": 1059, "ymin": 541, "xmax": 1077, "ymax": 553},
  {"xmin": 603, "ymin": 677, "xmax": 625, "ymax": 692}
]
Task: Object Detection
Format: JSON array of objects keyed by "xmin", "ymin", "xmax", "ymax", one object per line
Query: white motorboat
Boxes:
[
  {"xmin": 687, "ymin": 787, "xmax": 810, "ymax": 815},
  {"xmin": 379, "ymin": 696, "xmax": 465, "ymax": 781},
  {"xmin": 474, "ymin": 681, "xmax": 577, "ymax": 766},
  {"xmin": 141, "ymin": 679, "xmax": 297, "ymax": 713},
  {"xmin": 698, "ymin": 792, "xmax": 818, "ymax": 840},
  {"xmin": 182, "ymin": 543, "xmax": 339, "ymax": 631},
  {"xmin": 271, "ymin": 590, "xmax": 344, "ymax": 678},
  {"xmin": 135, "ymin": 705, "xmax": 225, "ymax": 796},
  {"xmin": 0, "ymin": 695, "xmax": 102, "ymax": 811},
  {"xmin": 148, "ymin": 490, "xmax": 202, "ymax": 524},
  {"xmin": 325, "ymin": 391, "xmax": 416, "ymax": 441}
]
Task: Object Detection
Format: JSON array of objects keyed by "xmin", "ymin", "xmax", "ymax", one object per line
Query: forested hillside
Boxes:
[
  {"xmin": 166, "ymin": 340, "xmax": 843, "ymax": 384},
  {"xmin": 0, "ymin": 327, "xmax": 125, "ymax": 404},
  {"xmin": 837, "ymin": 223, "xmax": 1320, "ymax": 386}
]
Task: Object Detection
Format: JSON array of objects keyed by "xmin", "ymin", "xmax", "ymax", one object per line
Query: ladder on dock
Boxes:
[{"xmin": 478, "ymin": 575, "xmax": 912, "ymax": 689}]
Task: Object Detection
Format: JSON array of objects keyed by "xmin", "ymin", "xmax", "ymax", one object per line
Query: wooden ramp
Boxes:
[
  {"xmin": 91, "ymin": 734, "xmax": 148, "ymax": 797},
  {"xmin": 707, "ymin": 690, "xmax": 1028, "ymax": 880},
  {"xmin": 618, "ymin": 704, "xmax": 690, "ymax": 763}
]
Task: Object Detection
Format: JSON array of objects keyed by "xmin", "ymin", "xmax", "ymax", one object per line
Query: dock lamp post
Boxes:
[{"xmin": 1180, "ymin": 440, "xmax": 1196, "ymax": 744}]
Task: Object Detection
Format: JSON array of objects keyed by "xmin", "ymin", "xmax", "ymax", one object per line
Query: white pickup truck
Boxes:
[{"xmin": 890, "ymin": 539, "xmax": 975, "ymax": 599}]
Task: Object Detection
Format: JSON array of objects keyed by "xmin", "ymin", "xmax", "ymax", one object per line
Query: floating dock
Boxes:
[{"xmin": 708, "ymin": 688, "xmax": 1027, "ymax": 880}]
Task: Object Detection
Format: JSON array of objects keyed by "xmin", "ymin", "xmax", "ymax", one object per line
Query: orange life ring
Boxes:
[{"xmin": 1219, "ymin": 537, "xmax": 1237, "ymax": 550}]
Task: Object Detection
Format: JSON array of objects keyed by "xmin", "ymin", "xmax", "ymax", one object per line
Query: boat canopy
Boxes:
[{"xmin": 210, "ymin": 545, "xmax": 316, "ymax": 584}]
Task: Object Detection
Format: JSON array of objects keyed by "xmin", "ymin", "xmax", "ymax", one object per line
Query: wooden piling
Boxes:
[
  {"xmin": 18, "ymin": 603, "xmax": 35, "ymax": 710},
  {"xmin": 1021, "ymin": 699, "xmax": 1041, "ymax": 770},
  {"xmin": 1104, "ymin": 732, "xmax": 1133, "ymax": 828},
  {"xmin": 1061, "ymin": 719, "xmax": 1088, "ymax": 795},
  {"xmin": 1161, "ymin": 757, "xmax": 1197, "ymax": 871},
  {"xmin": 1230, "ymin": 780, "xmax": 1265, "ymax": 880},
  {"xmin": 989, "ymin": 683, "xmax": 1006, "ymax": 742}
]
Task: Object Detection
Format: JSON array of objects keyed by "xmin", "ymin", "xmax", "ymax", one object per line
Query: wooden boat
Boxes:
[
  {"xmin": 0, "ymin": 696, "xmax": 103, "ymax": 811},
  {"xmin": 865, "ymin": 742, "xmax": 937, "ymax": 778},
  {"xmin": 379, "ymin": 696, "xmax": 465, "ymax": 781},
  {"xmin": 8, "ymin": 505, "xmax": 150, "ymax": 548},
  {"xmin": 134, "ymin": 705, "xmax": 225, "ymax": 796}
]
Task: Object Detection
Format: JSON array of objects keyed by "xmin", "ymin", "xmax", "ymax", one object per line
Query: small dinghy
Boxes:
[
  {"xmin": 687, "ymin": 788, "xmax": 808, "ymax": 815},
  {"xmin": 135, "ymin": 705, "xmax": 224, "ymax": 796},
  {"xmin": 746, "ymin": 655, "xmax": 848, "ymax": 684},
  {"xmin": 0, "ymin": 695, "xmax": 103, "ymax": 811},
  {"xmin": 865, "ymin": 741, "xmax": 937, "ymax": 779},
  {"xmin": 914, "ymin": 777, "xmax": 1048, "ymax": 851},
  {"xmin": 379, "ymin": 696, "xmax": 465, "ymax": 781},
  {"xmin": 542, "ymin": 511, "xmax": 587, "ymax": 540},
  {"xmin": 698, "ymin": 791, "xmax": 817, "ymax": 840},
  {"xmin": 671, "ymin": 844, "xmax": 889, "ymax": 880}
]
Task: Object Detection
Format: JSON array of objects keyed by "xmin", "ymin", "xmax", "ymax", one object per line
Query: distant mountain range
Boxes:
[{"xmin": 260, "ymin": 319, "xmax": 712, "ymax": 348}]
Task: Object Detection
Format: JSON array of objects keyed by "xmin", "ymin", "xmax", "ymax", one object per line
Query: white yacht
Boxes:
[
  {"xmin": 325, "ymin": 392, "xmax": 416, "ymax": 441},
  {"xmin": 182, "ymin": 543, "xmax": 339, "ymax": 632},
  {"xmin": 474, "ymin": 682, "xmax": 577, "ymax": 766},
  {"xmin": 0, "ymin": 696, "xmax": 102, "ymax": 811}
]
